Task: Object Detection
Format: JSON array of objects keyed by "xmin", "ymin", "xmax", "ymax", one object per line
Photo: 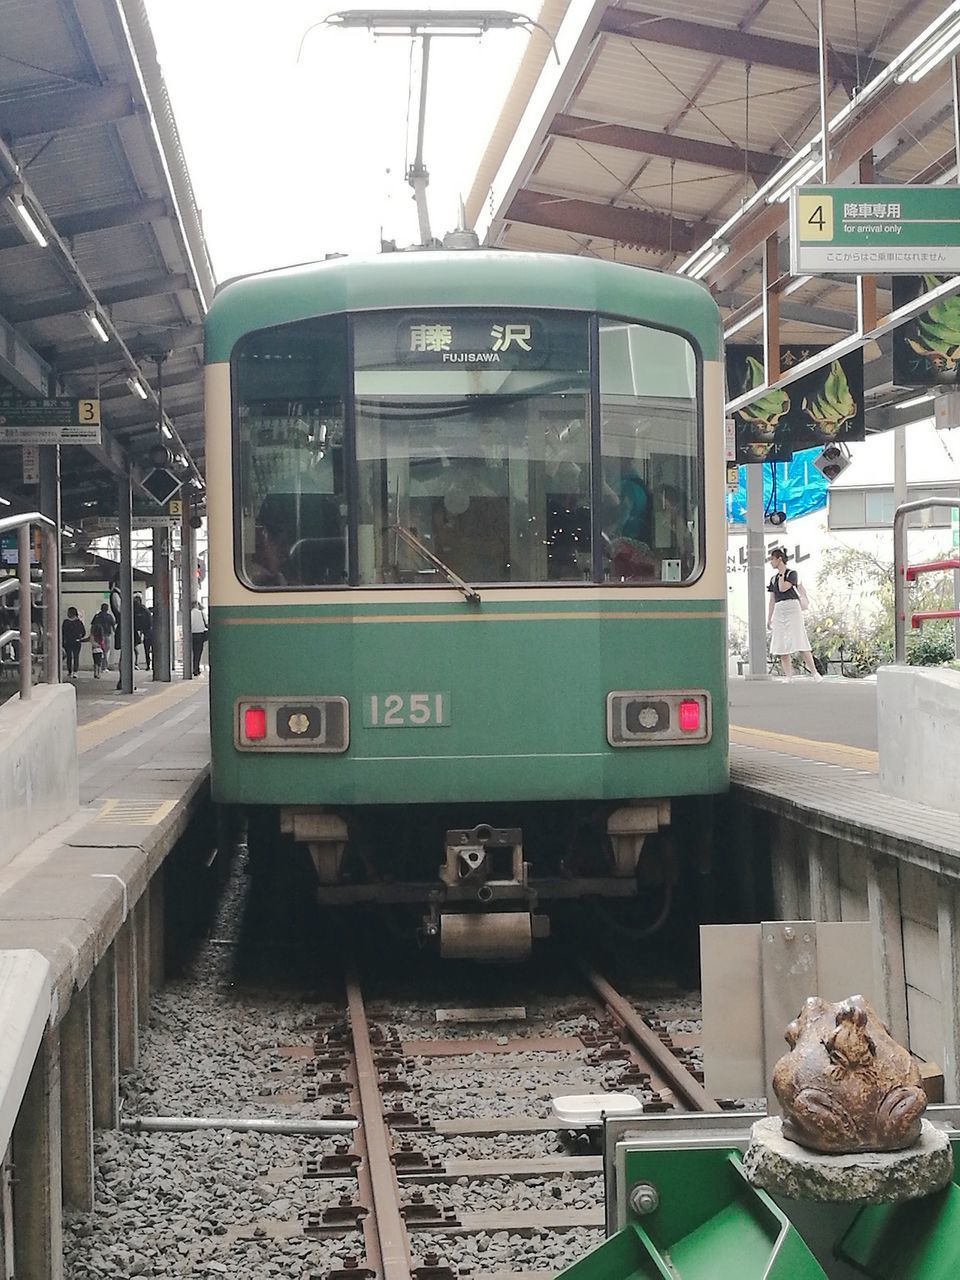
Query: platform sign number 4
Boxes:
[{"xmin": 798, "ymin": 193, "xmax": 834, "ymax": 241}]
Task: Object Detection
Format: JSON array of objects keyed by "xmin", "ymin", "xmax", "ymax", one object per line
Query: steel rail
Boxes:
[
  {"xmin": 121, "ymin": 1115, "xmax": 357, "ymax": 1134},
  {"xmin": 346, "ymin": 963, "xmax": 413, "ymax": 1280},
  {"xmin": 582, "ymin": 965, "xmax": 720, "ymax": 1113}
]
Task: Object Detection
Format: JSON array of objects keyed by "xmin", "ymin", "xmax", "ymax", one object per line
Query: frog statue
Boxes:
[{"xmin": 772, "ymin": 994, "xmax": 927, "ymax": 1154}]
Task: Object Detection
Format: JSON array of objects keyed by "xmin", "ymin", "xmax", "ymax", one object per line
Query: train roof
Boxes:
[{"xmin": 204, "ymin": 250, "xmax": 722, "ymax": 364}]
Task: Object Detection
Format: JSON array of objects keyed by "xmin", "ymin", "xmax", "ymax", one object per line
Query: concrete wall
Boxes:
[
  {"xmin": 0, "ymin": 685, "xmax": 78, "ymax": 872},
  {"xmin": 879, "ymin": 665, "xmax": 960, "ymax": 813},
  {"xmin": 734, "ymin": 800, "xmax": 960, "ymax": 1101}
]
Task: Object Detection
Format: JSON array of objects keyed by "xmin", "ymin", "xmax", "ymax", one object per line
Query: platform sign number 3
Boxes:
[{"xmin": 798, "ymin": 193, "xmax": 834, "ymax": 241}]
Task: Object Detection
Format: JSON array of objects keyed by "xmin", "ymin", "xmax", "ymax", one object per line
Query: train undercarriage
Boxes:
[{"xmin": 249, "ymin": 798, "xmax": 692, "ymax": 960}]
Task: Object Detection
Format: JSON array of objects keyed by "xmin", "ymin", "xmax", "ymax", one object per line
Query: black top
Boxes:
[
  {"xmin": 768, "ymin": 568, "xmax": 799, "ymax": 603},
  {"xmin": 61, "ymin": 617, "xmax": 85, "ymax": 644}
]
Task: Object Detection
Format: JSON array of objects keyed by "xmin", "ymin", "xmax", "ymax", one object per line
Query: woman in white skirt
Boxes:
[{"xmin": 766, "ymin": 547, "xmax": 821, "ymax": 679}]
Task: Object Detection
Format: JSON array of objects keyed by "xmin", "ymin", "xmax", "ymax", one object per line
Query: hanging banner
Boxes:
[
  {"xmin": 892, "ymin": 274, "xmax": 960, "ymax": 387},
  {"xmin": 727, "ymin": 345, "xmax": 865, "ymax": 464}
]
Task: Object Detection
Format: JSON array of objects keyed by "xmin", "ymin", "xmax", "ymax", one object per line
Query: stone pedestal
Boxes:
[{"xmin": 743, "ymin": 1116, "xmax": 953, "ymax": 1203}]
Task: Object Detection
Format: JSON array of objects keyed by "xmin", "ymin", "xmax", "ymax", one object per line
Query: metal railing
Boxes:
[
  {"xmin": 893, "ymin": 497, "xmax": 960, "ymax": 664},
  {"xmin": 0, "ymin": 511, "xmax": 58, "ymax": 698}
]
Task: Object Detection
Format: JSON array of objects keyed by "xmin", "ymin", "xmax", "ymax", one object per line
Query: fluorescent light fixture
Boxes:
[
  {"xmin": 687, "ymin": 243, "xmax": 730, "ymax": 280},
  {"xmin": 161, "ymin": 423, "xmax": 173, "ymax": 440},
  {"xmin": 898, "ymin": 393, "xmax": 935, "ymax": 409},
  {"xmin": 768, "ymin": 155, "xmax": 823, "ymax": 204},
  {"xmin": 896, "ymin": 12, "xmax": 960, "ymax": 83},
  {"xmin": 83, "ymin": 307, "xmax": 110, "ymax": 344},
  {"xmin": 62, "ymin": 567, "xmax": 86, "ymax": 574},
  {"xmin": 0, "ymin": 496, "xmax": 10, "ymax": 507},
  {"xmin": 7, "ymin": 185, "xmax": 47, "ymax": 247},
  {"xmin": 126, "ymin": 376, "xmax": 149, "ymax": 400}
]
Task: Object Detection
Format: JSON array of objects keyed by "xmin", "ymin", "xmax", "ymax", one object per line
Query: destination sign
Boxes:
[
  {"xmin": 791, "ymin": 185, "xmax": 960, "ymax": 275},
  {"xmin": 0, "ymin": 396, "xmax": 101, "ymax": 444}
]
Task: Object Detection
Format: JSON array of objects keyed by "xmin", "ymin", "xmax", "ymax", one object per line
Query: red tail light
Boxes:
[
  {"xmin": 244, "ymin": 706, "xmax": 267, "ymax": 740},
  {"xmin": 678, "ymin": 699, "xmax": 701, "ymax": 732}
]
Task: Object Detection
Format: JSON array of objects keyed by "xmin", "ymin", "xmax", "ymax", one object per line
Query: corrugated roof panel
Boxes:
[
  {"xmin": 622, "ymin": 155, "xmax": 737, "ymax": 220},
  {"xmin": 20, "ymin": 129, "xmax": 141, "ymax": 217},
  {"xmin": 0, "ymin": 0, "xmax": 97, "ymax": 90},
  {"xmin": 746, "ymin": 0, "xmax": 949, "ymax": 60},
  {"xmin": 534, "ymin": 135, "xmax": 651, "ymax": 197},
  {"xmin": 575, "ymin": 36, "xmax": 716, "ymax": 127}
]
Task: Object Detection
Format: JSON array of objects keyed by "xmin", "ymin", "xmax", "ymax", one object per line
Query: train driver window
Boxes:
[
  {"xmin": 353, "ymin": 310, "xmax": 591, "ymax": 586},
  {"xmin": 598, "ymin": 320, "xmax": 700, "ymax": 584},
  {"xmin": 233, "ymin": 317, "xmax": 349, "ymax": 589}
]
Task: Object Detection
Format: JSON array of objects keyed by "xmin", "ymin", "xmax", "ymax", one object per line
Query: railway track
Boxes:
[
  {"xmin": 64, "ymin": 852, "xmax": 727, "ymax": 1279},
  {"xmin": 297, "ymin": 956, "xmax": 723, "ymax": 1280}
]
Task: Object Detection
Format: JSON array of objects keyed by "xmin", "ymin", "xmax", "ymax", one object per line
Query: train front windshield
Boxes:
[{"xmin": 233, "ymin": 309, "xmax": 701, "ymax": 589}]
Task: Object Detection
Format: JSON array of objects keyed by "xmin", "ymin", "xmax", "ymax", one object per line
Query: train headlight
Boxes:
[
  {"xmin": 235, "ymin": 697, "xmax": 349, "ymax": 752},
  {"xmin": 606, "ymin": 691, "xmax": 711, "ymax": 747}
]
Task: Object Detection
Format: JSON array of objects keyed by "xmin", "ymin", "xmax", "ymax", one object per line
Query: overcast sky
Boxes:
[{"xmin": 144, "ymin": 2, "xmax": 528, "ymax": 281}]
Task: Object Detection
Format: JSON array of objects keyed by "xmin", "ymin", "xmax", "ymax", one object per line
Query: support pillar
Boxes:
[
  {"xmin": 149, "ymin": 874, "xmax": 165, "ymax": 992},
  {"xmin": 38, "ymin": 445, "xmax": 61, "ymax": 684},
  {"xmin": 938, "ymin": 877, "xmax": 960, "ymax": 1103},
  {"xmin": 807, "ymin": 829, "xmax": 841, "ymax": 921},
  {"xmin": 770, "ymin": 820, "xmax": 800, "ymax": 920},
  {"xmin": 151, "ymin": 526, "xmax": 172, "ymax": 682},
  {"xmin": 115, "ymin": 916, "xmax": 139, "ymax": 1072},
  {"xmin": 180, "ymin": 489, "xmax": 193, "ymax": 680},
  {"xmin": 90, "ymin": 947, "xmax": 119, "ymax": 1129},
  {"xmin": 12, "ymin": 1028, "xmax": 63, "ymax": 1280},
  {"xmin": 59, "ymin": 987, "xmax": 94, "ymax": 1211},
  {"xmin": 867, "ymin": 854, "xmax": 908, "ymax": 1045},
  {"xmin": 135, "ymin": 894, "xmax": 150, "ymax": 1028},
  {"xmin": 117, "ymin": 471, "xmax": 135, "ymax": 695},
  {"xmin": 746, "ymin": 466, "xmax": 768, "ymax": 677}
]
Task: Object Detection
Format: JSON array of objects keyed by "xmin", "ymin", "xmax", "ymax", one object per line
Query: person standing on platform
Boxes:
[
  {"xmin": 190, "ymin": 599, "xmax": 209, "ymax": 676},
  {"xmin": 93, "ymin": 602, "xmax": 115, "ymax": 671},
  {"xmin": 766, "ymin": 546, "xmax": 821, "ymax": 680},
  {"xmin": 134, "ymin": 594, "xmax": 153, "ymax": 670},
  {"xmin": 89, "ymin": 608, "xmax": 109, "ymax": 678},
  {"xmin": 61, "ymin": 606, "xmax": 85, "ymax": 678}
]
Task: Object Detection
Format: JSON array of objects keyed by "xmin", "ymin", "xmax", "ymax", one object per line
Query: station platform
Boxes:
[{"xmin": 0, "ymin": 676, "xmax": 210, "ymax": 1016}]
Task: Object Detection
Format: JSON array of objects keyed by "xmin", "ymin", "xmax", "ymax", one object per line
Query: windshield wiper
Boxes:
[{"xmin": 392, "ymin": 522, "xmax": 481, "ymax": 605}]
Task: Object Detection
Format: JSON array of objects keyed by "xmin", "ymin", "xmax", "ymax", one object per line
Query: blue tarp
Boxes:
[{"xmin": 727, "ymin": 448, "xmax": 829, "ymax": 524}]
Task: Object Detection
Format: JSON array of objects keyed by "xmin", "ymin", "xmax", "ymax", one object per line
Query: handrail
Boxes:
[
  {"xmin": 0, "ymin": 510, "xmax": 59, "ymax": 697},
  {"xmin": 893, "ymin": 497, "xmax": 960, "ymax": 663}
]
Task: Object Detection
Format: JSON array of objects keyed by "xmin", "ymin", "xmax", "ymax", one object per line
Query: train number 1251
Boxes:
[{"xmin": 364, "ymin": 692, "xmax": 451, "ymax": 728}]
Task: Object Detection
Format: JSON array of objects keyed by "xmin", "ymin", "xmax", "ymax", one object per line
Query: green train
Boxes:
[{"xmin": 205, "ymin": 250, "xmax": 728, "ymax": 958}]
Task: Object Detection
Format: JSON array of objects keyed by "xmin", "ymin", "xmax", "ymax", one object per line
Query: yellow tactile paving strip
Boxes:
[
  {"xmin": 730, "ymin": 724, "xmax": 879, "ymax": 772},
  {"xmin": 76, "ymin": 677, "xmax": 205, "ymax": 755},
  {"xmin": 96, "ymin": 798, "xmax": 177, "ymax": 825}
]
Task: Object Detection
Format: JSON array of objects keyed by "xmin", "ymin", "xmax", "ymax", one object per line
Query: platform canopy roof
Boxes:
[
  {"xmin": 467, "ymin": 0, "xmax": 960, "ymax": 430},
  {"xmin": 0, "ymin": 0, "xmax": 214, "ymax": 522}
]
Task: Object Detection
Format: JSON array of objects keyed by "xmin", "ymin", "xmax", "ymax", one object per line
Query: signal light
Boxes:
[
  {"xmin": 678, "ymin": 699, "xmax": 701, "ymax": 732},
  {"xmin": 813, "ymin": 443, "xmax": 852, "ymax": 481},
  {"xmin": 243, "ymin": 706, "xmax": 267, "ymax": 740}
]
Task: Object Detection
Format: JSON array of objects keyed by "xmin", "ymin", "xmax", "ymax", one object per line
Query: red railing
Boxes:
[{"xmin": 894, "ymin": 499, "xmax": 960, "ymax": 662}]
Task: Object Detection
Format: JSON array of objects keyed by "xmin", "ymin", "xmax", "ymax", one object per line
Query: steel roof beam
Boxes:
[
  {"xmin": 549, "ymin": 113, "xmax": 782, "ymax": 177},
  {"xmin": 0, "ymin": 85, "xmax": 137, "ymax": 141},
  {"xmin": 0, "ymin": 198, "xmax": 169, "ymax": 253},
  {"xmin": 49, "ymin": 324, "xmax": 203, "ymax": 373},
  {"xmin": 6, "ymin": 273, "xmax": 191, "ymax": 325},
  {"xmin": 0, "ymin": 313, "xmax": 51, "ymax": 395},
  {"xmin": 505, "ymin": 188, "xmax": 706, "ymax": 252},
  {"xmin": 598, "ymin": 8, "xmax": 870, "ymax": 87}
]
